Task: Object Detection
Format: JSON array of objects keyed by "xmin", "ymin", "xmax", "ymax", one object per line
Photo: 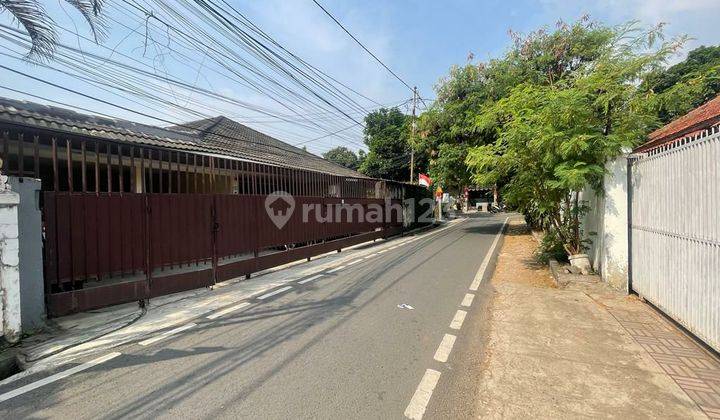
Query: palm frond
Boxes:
[
  {"xmin": 0, "ymin": 0, "xmax": 58, "ymax": 59},
  {"xmin": 63, "ymin": 0, "xmax": 106, "ymax": 42}
]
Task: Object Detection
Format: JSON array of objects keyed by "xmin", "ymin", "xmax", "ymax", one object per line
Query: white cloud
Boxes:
[{"xmin": 538, "ymin": 0, "xmax": 720, "ymax": 58}]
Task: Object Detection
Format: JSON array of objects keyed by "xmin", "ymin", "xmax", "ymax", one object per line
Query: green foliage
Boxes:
[
  {"xmin": 534, "ymin": 229, "xmax": 568, "ymax": 264},
  {"xmin": 644, "ymin": 45, "xmax": 720, "ymax": 123},
  {"xmin": 416, "ymin": 64, "xmax": 490, "ymax": 192},
  {"xmin": 464, "ymin": 19, "xmax": 682, "ymax": 255},
  {"xmin": 322, "ymin": 146, "xmax": 362, "ymax": 170},
  {"xmin": 359, "ymin": 107, "xmax": 425, "ymax": 181},
  {"xmin": 1, "ymin": 0, "xmax": 105, "ymax": 59}
]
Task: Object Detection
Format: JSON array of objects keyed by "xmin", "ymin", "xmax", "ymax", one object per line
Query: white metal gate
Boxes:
[{"xmin": 630, "ymin": 128, "xmax": 720, "ymax": 352}]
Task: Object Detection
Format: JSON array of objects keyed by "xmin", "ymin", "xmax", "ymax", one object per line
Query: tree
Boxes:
[
  {"xmin": 322, "ymin": 146, "xmax": 361, "ymax": 170},
  {"xmin": 359, "ymin": 107, "xmax": 425, "ymax": 181},
  {"xmin": 416, "ymin": 64, "xmax": 489, "ymax": 194},
  {"xmin": 643, "ymin": 45, "xmax": 720, "ymax": 123},
  {"xmin": 466, "ymin": 20, "xmax": 682, "ymax": 256},
  {"xmin": 1, "ymin": 0, "xmax": 104, "ymax": 59}
]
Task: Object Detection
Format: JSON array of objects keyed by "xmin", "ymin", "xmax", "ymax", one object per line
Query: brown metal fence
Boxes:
[
  {"xmin": 1, "ymin": 127, "xmax": 429, "ymax": 316},
  {"xmin": 43, "ymin": 192, "xmax": 409, "ymax": 316}
]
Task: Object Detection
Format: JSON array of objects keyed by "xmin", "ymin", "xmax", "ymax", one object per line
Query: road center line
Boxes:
[
  {"xmin": 449, "ymin": 310, "xmax": 467, "ymax": 330},
  {"xmin": 257, "ymin": 285, "xmax": 293, "ymax": 300},
  {"xmin": 345, "ymin": 259, "xmax": 362, "ymax": 266},
  {"xmin": 404, "ymin": 369, "xmax": 441, "ymax": 420},
  {"xmin": 298, "ymin": 274, "xmax": 324, "ymax": 284},
  {"xmin": 433, "ymin": 334, "xmax": 457, "ymax": 363},
  {"xmin": 469, "ymin": 216, "xmax": 509, "ymax": 291},
  {"xmin": 461, "ymin": 293, "xmax": 475, "ymax": 307},
  {"xmin": 206, "ymin": 302, "xmax": 250, "ymax": 320},
  {"xmin": 0, "ymin": 352, "xmax": 122, "ymax": 403},
  {"xmin": 139, "ymin": 323, "xmax": 197, "ymax": 346}
]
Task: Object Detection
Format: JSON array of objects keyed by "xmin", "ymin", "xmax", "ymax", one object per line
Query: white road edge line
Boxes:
[
  {"xmin": 298, "ymin": 274, "xmax": 324, "ymax": 284},
  {"xmin": 0, "ymin": 352, "xmax": 122, "ymax": 403},
  {"xmin": 449, "ymin": 310, "xmax": 467, "ymax": 330},
  {"xmin": 433, "ymin": 334, "xmax": 457, "ymax": 363},
  {"xmin": 469, "ymin": 216, "xmax": 509, "ymax": 291},
  {"xmin": 206, "ymin": 302, "xmax": 250, "ymax": 320},
  {"xmin": 461, "ymin": 293, "xmax": 475, "ymax": 307},
  {"xmin": 404, "ymin": 369, "xmax": 441, "ymax": 420},
  {"xmin": 257, "ymin": 285, "xmax": 293, "ymax": 300},
  {"xmin": 139, "ymin": 323, "xmax": 197, "ymax": 346}
]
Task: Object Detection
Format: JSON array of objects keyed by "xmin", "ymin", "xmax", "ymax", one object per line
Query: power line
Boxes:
[
  {"xmin": 311, "ymin": 0, "xmax": 413, "ymax": 92},
  {"xmin": 1, "ymin": 23, "xmax": 369, "ymax": 147},
  {"xmin": 0, "ymin": 64, "xmax": 363, "ymax": 165}
]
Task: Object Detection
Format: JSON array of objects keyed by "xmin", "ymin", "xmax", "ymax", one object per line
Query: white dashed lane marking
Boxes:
[
  {"xmin": 461, "ymin": 293, "xmax": 474, "ymax": 307},
  {"xmin": 298, "ymin": 274, "xmax": 324, "ymax": 284},
  {"xmin": 206, "ymin": 302, "xmax": 250, "ymax": 320},
  {"xmin": 0, "ymin": 352, "xmax": 122, "ymax": 403},
  {"xmin": 139, "ymin": 323, "xmax": 197, "ymax": 346},
  {"xmin": 469, "ymin": 216, "xmax": 508, "ymax": 291},
  {"xmin": 433, "ymin": 334, "xmax": 457, "ymax": 363},
  {"xmin": 450, "ymin": 310, "xmax": 467, "ymax": 330},
  {"xmin": 257, "ymin": 286, "xmax": 293, "ymax": 300},
  {"xmin": 404, "ymin": 369, "xmax": 441, "ymax": 420},
  {"xmin": 327, "ymin": 265, "xmax": 346, "ymax": 274}
]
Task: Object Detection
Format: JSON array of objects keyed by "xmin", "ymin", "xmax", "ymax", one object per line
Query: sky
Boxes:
[{"xmin": 0, "ymin": 0, "xmax": 718, "ymax": 156}]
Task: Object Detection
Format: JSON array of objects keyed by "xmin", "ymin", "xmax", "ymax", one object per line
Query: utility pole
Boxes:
[{"xmin": 410, "ymin": 86, "xmax": 417, "ymax": 183}]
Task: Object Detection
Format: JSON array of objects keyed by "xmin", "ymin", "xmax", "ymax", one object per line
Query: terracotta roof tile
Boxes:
[{"xmin": 637, "ymin": 95, "xmax": 720, "ymax": 152}]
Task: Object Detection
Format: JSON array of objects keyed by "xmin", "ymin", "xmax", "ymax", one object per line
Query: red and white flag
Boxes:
[{"xmin": 418, "ymin": 173, "xmax": 432, "ymax": 187}]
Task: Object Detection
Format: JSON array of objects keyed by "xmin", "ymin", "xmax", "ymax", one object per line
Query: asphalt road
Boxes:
[{"xmin": 0, "ymin": 214, "xmax": 506, "ymax": 419}]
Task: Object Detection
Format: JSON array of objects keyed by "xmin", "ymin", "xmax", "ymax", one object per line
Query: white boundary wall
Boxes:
[{"xmin": 581, "ymin": 154, "xmax": 630, "ymax": 291}]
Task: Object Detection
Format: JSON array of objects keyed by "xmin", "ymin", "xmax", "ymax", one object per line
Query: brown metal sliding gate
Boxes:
[{"xmin": 43, "ymin": 192, "xmax": 402, "ymax": 316}]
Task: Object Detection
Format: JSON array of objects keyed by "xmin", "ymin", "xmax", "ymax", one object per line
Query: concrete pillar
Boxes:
[
  {"xmin": 8, "ymin": 177, "xmax": 45, "ymax": 331},
  {"xmin": 600, "ymin": 155, "xmax": 630, "ymax": 291},
  {"xmin": 0, "ymin": 188, "xmax": 21, "ymax": 343}
]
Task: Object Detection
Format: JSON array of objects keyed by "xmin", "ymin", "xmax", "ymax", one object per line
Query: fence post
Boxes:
[{"xmin": 626, "ymin": 155, "xmax": 634, "ymax": 295}]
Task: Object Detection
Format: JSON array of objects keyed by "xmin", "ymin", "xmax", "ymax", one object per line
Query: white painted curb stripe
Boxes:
[
  {"xmin": 404, "ymin": 369, "xmax": 441, "ymax": 419},
  {"xmin": 206, "ymin": 302, "xmax": 250, "ymax": 320},
  {"xmin": 433, "ymin": 334, "xmax": 457, "ymax": 363},
  {"xmin": 139, "ymin": 323, "xmax": 197, "ymax": 346},
  {"xmin": 449, "ymin": 310, "xmax": 467, "ymax": 330},
  {"xmin": 298, "ymin": 274, "xmax": 324, "ymax": 284},
  {"xmin": 0, "ymin": 352, "xmax": 121, "ymax": 403},
  {"xmin": 257, "ymin": 285, "xmax": 293, "ymax": 300},
  {"xmin": 461, "ymin": 293, "xmax": 475, "ymax": 307},
  {"xmin": 469, "ymin": 216, "xmax": 509, "ymax": 291}
]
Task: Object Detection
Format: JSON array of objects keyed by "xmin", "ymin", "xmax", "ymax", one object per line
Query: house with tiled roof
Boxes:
[
  {"xmin": 635, "ymin": 94, "xmax": 720, "ymax": 153},
  {"xmin": 0, "ymin": 96, "xmax": 364, "ymax": 181},
  {"xmin": 170, "ymin": 116, "xmax": 364, "ymax": 178}
]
